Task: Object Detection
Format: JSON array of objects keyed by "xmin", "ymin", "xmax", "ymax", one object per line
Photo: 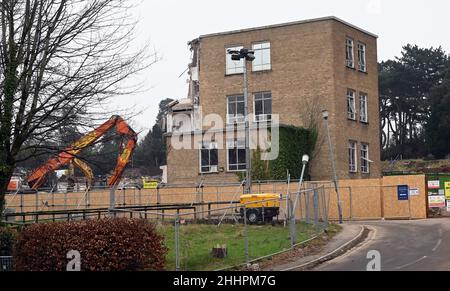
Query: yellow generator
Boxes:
[{"xmin": 239, "ymin": 193, "xmax": 281, "ymax": 223}]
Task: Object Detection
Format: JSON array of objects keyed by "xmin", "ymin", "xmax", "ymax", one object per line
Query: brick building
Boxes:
[{"xmin": 164, "ymin": 16, "xmax": 381, "ymax": 185}]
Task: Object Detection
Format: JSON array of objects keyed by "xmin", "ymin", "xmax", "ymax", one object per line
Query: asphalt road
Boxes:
[{"xmin": 315, "ymin": 219, "xmax": 450, "ymax": 271}]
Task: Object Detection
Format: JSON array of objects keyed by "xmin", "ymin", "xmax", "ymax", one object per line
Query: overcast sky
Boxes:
[{"xmin": 117, "ymin": 0, "xmax": 450, "ymax": 138}]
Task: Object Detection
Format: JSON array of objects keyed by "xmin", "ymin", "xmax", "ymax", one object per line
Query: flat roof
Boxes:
[{"xmin": 199, "ymin": 16, "xmax": 378, "ymax": 39}]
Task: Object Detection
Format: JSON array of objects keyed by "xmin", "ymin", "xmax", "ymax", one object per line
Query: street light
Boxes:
[
  {"xmin": 290, "ymin": 154, "xmax": 310, "ymax": 247},
  {"xmin": 322, "ymin": 110, "xmax": 344, "ymax": 224},
  {"xmin": 227, "ymin": 48, "xmax": 255, "ymax": 194}
]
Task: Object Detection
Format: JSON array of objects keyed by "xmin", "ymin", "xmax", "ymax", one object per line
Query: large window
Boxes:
[
  {"xmin": 349, "ymin": 141, "xmax": 357, "ymax": 173},
  {"xmin": 358, "ymin": 43, "xmax": 367, "ymax": 72},
  {"xmin": 252, "ymin": 42, "xmax": 271, "ymax": 72},
  {"xmin": 254, "ymin": 92, "xmax": 272, "ymax": 122},
  {"xmin": 346, "ymin": 38, "xmax": 354, "ymax": 68},
  {"xmin": 200, "ymin": 142, "xmax": 218, "ymax": 173},
  {"xmin": 227, "ymin": 95, "xmax": 245, "ymax": 124},
  {"xmin": 227, "ymin": 140, "xmax": 246, "ymax": 171},
  {"xmin": 226, "ymin": 45, "xmax": 244, "ymax": 75},
  {"xmin": 347, "ymin": 89, "xmax": 356, "ymax": 120},
  {"xmin": 361, "ymin": 144, "xmax": 370, "ymax": 174},
  {"xmin": 360, "ymin": 93, "xmax": 368, "ymax": 123}
]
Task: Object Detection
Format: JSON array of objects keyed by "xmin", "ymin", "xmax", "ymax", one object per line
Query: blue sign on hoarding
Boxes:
[{"xmin": 398, "ymin": 185, "xmax": 410, "ymax": 201}]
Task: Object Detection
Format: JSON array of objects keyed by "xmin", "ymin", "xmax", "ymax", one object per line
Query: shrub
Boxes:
[
  {"xmin": 13, "ymin": 218, "xmax": 167, "ymax": 271},
  {"xmin": 0, "ymin": 227, "xmax": 17, "ymax": 256}
]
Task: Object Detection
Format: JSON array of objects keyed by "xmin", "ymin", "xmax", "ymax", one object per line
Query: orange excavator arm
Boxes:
[{"xmin": 27, "ymin": 115, "xmax": 137, "ymax": 190}]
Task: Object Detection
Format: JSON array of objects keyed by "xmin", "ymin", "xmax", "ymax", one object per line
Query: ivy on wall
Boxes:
[{"xmin": 237, "ymin": 125, "xmax": 318, "ymax": 181}]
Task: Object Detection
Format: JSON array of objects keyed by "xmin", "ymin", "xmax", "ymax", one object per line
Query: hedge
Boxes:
[
  {"xmin": 13, "ymin": 218, "xmax": 167, "ymax": 271},
  {"xmin": 0, "ymin": 227, "xmax": 17, "ymax": 256}
]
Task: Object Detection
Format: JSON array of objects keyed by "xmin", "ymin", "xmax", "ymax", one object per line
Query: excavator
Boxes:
[
  {"xmin": 27, "ymin": 116, "xmax": 137, "ymax": 190},
  {"xmin": 67, "ymin": 158, "xmax": 95, "ymax": 190}
]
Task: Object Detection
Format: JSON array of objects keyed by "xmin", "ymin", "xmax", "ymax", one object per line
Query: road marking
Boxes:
[
  {"xmin": 395, "ymin": 256, "xmax": 427, "ymax": 270},
  {"xmin": 433, "ymin": 239, "xmax": 442, "ymax": 252}
]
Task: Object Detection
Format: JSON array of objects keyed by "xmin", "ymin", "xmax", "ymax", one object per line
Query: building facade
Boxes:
[{"xmin": 165, "ymin": 16, "xmax": 381, "ymax": 185}]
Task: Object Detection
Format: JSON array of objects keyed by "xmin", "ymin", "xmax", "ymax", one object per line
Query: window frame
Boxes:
[
  {"xmin": 227, "ymin": 140, "xmax": 246, "ymax": 172},
  {"xmin": 360, "ymin": 93, "xmax": 368, "ymax": 123},
  {"xmin": 346, "ymin": 38, "xmax": 355, "ymax": 68},
  {"xmin": 253, "ymin": 91, "xmax": 272, "ymax": 122},
  {"xmin": 225, "ymin": 45, "xmax": 244, "ymax": 75},
  {"xmin": 226, "ymin": 94, "xmax": 245, "ymax": 125},
  {"xmin": 347, "ymin": 89, "xmax": 357, "ymax": 121},
  {"xmin": 252, "ymin": 42, "xmax": 271, "ymax": 72},
  {"xmin": 361, "ymin": 143, "xmax": 370, "ymax": 174},
  {"xmin": 357, "ymin": 42, "xmax": 367, "ymax": 72},
  {"xmin": 199, "ymin": 142, "xmax": 219, "ymax": 174},
  {"xmin": 349, "ymin": 141, "xmax": 358, "ymax": 173}
]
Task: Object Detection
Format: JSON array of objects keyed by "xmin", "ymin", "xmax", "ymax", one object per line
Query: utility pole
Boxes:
[
  {"xmin": 228, "ymin": 48, "xmax": 255, "ymax": 194},
  {"xmin": 322, "ymin": 110, "xmax": 344, "ymax": 224},
  {"xmin": 243, "ymin": 58, "xmax": 252, "ymax": 194}
]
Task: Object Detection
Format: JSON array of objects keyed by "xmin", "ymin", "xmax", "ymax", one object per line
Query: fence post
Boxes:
[
  {"xmin": 175, "ymin": 213, "xmax": 181, "ymax": 271},
  {"xmin": 35, "ymin": 191, "xmax": 39, "ymax": 212},
  {"xmin": 305, "ymin": 191, "xmax": 310, "ymax": 224},
  {"xmin": 289, "ymin": 199, "xmax": 297, "ymax": 248},
  {"xmin": 313, "ymin": 188, "xmax": 319, "ymax": 232},
  {"xmin": 200, "ymin": 185, "xmax": 204, "ymax": 220},
  {"xmin": 322, "ymin": 187, "xmax": 329, "ymax": 227},
  {"xmin": 64, "ymin": 191, "xmax": 68, "ymax": 210},
  {"xmin": 157, "ymin": 186, "xmax": 161, "ymax": 205},
  {"xmin": 20, "ymin": 193, "xmax": 24, "ymax": 213},
  {"xmin": 109, "ymin": 187, "xmax": 116, "ymax": 218},
  {"xmin": 138, "ymin": 188, "xmax": 142, "ymax": 206},
  {"xmin": 244, "ymin": 207, "xmax": 250, "ymax": 265}
]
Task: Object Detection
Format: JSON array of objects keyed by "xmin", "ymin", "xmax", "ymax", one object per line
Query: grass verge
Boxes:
[{"xmin": 158, "ymin": 222, "xmax": 333, "ymax": 271}]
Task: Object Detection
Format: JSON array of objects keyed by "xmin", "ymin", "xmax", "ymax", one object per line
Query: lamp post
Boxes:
[
  {"xmin": 228, "ymin": 48, "xmax": 255, "ymax": 194},
  {"xmin": 290, "ymin": 154, "xmax": 310, "ymax": 247},
  {"xmin": 322, "ymin": 110, "xmax": 343, "ymax": 224}
]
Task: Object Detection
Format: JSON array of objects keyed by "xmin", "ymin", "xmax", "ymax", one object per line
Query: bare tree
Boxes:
[{"xmin": 0, "ymin": 0, "xmax": 156, "ymax": 214}]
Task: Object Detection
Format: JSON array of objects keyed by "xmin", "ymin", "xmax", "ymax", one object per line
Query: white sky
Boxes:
[{"xmin": 115, "ymin": 0, "xmax": 450, "ymax": 138}]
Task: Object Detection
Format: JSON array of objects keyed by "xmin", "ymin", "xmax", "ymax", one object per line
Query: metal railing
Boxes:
[{"xmin": 0, "ymin": 257, "xmax": 13, "ymax": 272}]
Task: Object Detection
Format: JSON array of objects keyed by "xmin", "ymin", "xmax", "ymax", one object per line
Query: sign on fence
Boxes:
[
  {"xmin": 409, "ymin": 188, "xmax": 420, "ymax": 196},
  {"xmin": 428, "ymin": 180, "xmax": 441, "ymax": 190},
  {"xmin": 398, "ymin": 185, "xmax": 409, "ymax": 201},
  {"xmin": 445, "ymin": 182, "xmax": 450, "ymax": 199},
  {"xmin": 429, "ymin": 195, "xmax": 446, "ymax": 208}
]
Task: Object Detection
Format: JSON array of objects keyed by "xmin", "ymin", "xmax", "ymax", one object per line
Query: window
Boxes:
[
  {"xmin": 227, "ymin": 140, "xmax": 246, "ymax": 171},
  {"xmin": 349, "ymin": 141, "xmax": 357, "ymax": 173},
  {"xmin": 254, "ymin": 92, "xmax": 272, "ymax": 122},
  {"xmin": 358, "ymin": 43, "xmax": 367, "ymax": 72},
  {"xmin": 200, "ymin": 142, "xmax": 218, "ymax": 173},
  {"xmin": 227, "ymin": 95, "xmax": 245, "ymax": 124},
  {"xmin": 226, "ymin": 45, "xmax": 244, "ymax": 75},
  {"xmin": 347, "ymin": 89, "xmax": 356, "ymax": 120},
  {"xmin": 361, "ymin": 144, "xmax": 370, "ymax": 174},
  {"xmin": 360, "ymin": 93, "xmax": 368, "ymax": 123},
  {"xmin": 252, "ymin": 42, "xmax": 271, "ymax": 72},
  {"xmin": 346, "ymin": 38, "xmax": 354, "ymax": 68}
]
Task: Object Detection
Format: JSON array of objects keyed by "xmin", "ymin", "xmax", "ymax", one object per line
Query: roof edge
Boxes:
[{"xmin": 199, "ymin": 16, "xmax": 378, "ymax": 40}]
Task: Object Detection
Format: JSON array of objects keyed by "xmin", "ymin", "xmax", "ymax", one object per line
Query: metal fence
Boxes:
[
  {"xmin": 0, "ymin": 257, "xmax": 13, "ymax": 272},
  {"xmin": 108, "ymin": 185, "xmax": 331, "ymax": 271}
]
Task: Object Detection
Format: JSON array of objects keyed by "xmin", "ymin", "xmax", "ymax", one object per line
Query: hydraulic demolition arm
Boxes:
[{"xmin": 27, "ymin": 116, "xmax": 137, "ymax": 190}]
